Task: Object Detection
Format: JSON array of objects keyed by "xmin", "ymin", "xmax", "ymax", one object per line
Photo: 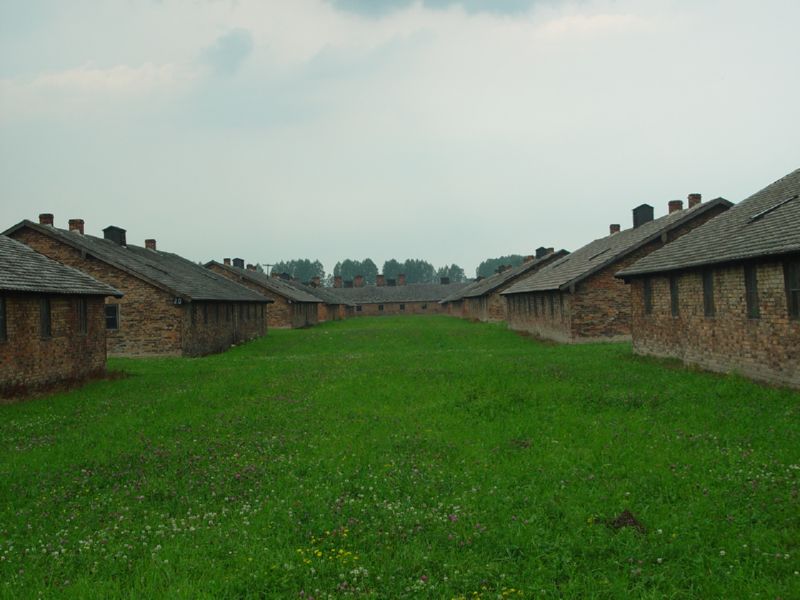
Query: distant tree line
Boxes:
[
  {"xmin": 268, "ymin": 257, "xmax": 468, "ymax": 285},
  {"xmin": 475, "ymin": 255, "xmax": 525, "ymax": 278},
  {"xmin": 270, "ymin": 259, "xmax": 325, "ymax": 282}
]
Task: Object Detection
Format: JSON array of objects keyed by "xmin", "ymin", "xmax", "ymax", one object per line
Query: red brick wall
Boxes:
[
  {"xmin": 11, "ymin": 228, "xmax": 184, "ymax": 356},
  {"xmin": 0, "ymin": 293, "xmax": 107, "ymax": 395},
  {"xmin": 181, "ymin": 301, "xmax": 266, "ymax": 356},
  {"xmin": 506, "ymin": 291, "xmax": 573, "ymax": 342},
  {"xmin": 353, "ymin": 301, "xmax": 445, "ymax": 316},
  {"xmin": 462, "ymin": 293, "xmax": 507, "ymax": 322},
  {"xmin": 630, "ymin": 259, "xmax": 800, "ymax": 388},
  {"xmin": 207, "ymin": 264, "xmax": 317, "ymax": 329}
]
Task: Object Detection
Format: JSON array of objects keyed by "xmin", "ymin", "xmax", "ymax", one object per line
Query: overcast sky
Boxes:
[{"xmin": 1, "ymin": 0, "xmax": 798, "ymax": 276}]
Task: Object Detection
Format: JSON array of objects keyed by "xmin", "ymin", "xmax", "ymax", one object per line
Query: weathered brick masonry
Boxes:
[
  {"xmin": 618, "ymin": 169, "xmax": 800, "ymax": 388},
  {"xmin": 503, "ymin": 197, "xmax": 731, "ymax": 342},
  {"xmin": 628, "ymin": 260, "xmax": 799, "ymax": 387},
  {"xmin": 7, "ymin": 220, "xmax": 267, "ymax": 357},
  {"xmin": 1, "ymin": 294, "xmax": 108, "ymax": 395},
  {"xmin": 0, "ymin": 234, "xmax": 122, "ymax": 396}
]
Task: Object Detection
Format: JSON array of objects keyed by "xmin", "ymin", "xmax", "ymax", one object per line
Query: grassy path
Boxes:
[{"xmin": 1, "ymin": 316, "xmax": 798, "ymax": 598}]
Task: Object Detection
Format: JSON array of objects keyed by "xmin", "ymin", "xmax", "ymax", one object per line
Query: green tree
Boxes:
[
  {"xmin": 382, "ymin": 259, "xmax": 403, "ymax": 280},
  {"xmin": 436, "ymin": 264, "xmax": 466, "ymax": 283},
  {"xmin": 270, "ymin": 259, "xmax": 325, "ymax": 283},
  {"xmin": 476, "ymin": 255, "xmax": 524, "ymax": 278},
  {"xmin": 402, "ymin": 259, "xmax": 436, "ymax": 283}
]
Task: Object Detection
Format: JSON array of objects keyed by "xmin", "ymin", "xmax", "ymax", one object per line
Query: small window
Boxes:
[
  {"xmin": 40, "ymin": 298, "xmax": 52, "ymax": 338},
  {"xmin": 77, "ymin": 298, "xmax": 88, "ymax": 334},
  {"xmin": 0, "ymin": 295, "xmax": 7, "ymax": 341},
  {"xmin": 643, "ymin": 278, "xmax": 653, "ymax": 315},
  {"xmin": 703, "ymin": 270, "xmax": 715, "ymax": 317},
  {"xmin": 356, "ymin": 305, "xmax": 363, "ymax": 312},
  {"xmin": 105, "ymin": 304, "xmax": 120, "ymax": 330},
  {"xmin": 669, "ymin": 275, "xmax": 679, "ymax": 317},
  {"xmin": 399, "ymin": 304, "xmax": 405, "ymax": 311},
  {"xmin": 421, "ymin": 303, "xmax": 427, "ymax": 310},
  {"xmin": 744, "ymin": 264, "xmax": 760, "ymax": 319},
  {"xmin": 785, "ymin": 259, "xmax": 800, "ymax": 318},
  {"xmin": 378, "ymin": 304, "xmax": 384, "ymax": 312}
]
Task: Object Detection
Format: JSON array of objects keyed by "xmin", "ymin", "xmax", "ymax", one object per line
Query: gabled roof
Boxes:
[
  {"xmin": 3, "ymin": 221, "xmax": 267, "ymax": 303},
  {"xmin": 441, "ymin": 251, "xmax": 569, "ymax": 303},
  {"xmin": 205, "ymin": 261, "xmax": 322, "ymax": 303},
  {"xmin": 293, "ymin": 283, "xmax": 357, "ymax": 307},
  {"xmin": 0, "ymin": 235, "xmax": 122, "ymax": 297},
  {"xmin": 327, "ymin": 282, "xmax": 468, "ymax": 304},
  {"xmin": 503, "ymin": 197, "xmax": 732, "ymax": 294},
  {"xmin": 618, "ymin": 168, "xmax": 800, "ymax": 278}
]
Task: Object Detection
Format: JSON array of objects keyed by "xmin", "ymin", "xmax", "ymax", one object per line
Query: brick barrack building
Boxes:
[
  {"xmin": 329, "ymin": 275, "xmax": 467, "ymax": 316},
  {"xmin": 501, "ymin": 196, "xmax": 732, "ymax": 342},
  {"xmin": 5, "ymin": 217, "xmax": 269, "ymax": 357},
  {"xmin": 617, "ymin": 168, "xmax": 799, "ymax": 388},
  {"xmin": 206, "ymin": 260, "xmax": 330, "ymax": 328},
  {"xmin": 0, "ymin": 235, "xmax": 122, "ymax": 396},
  {"xmin": 440, "ymin": 248, "xmax": 567, "ymax": 322}
]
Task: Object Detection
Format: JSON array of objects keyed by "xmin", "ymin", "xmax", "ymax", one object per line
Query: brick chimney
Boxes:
[
  {"xmin": 376, "ymin": 274, "xmax": 386, "ymax": 287},
  {"xmin": 68, "ymin": 219, "xmax": 84, "ymax": 235},
  {"xmin": 280, "ymin": 272, "xmax": 290, "ymax": 280},
  {"xmin": 632, "ymin": 204, "xmax": 654, "ymax": 228},
  {"xmin": 387, "ymin": 278, "xmax": 396, "ymax": 287},
  {"xmin": 547, "ymin": 247, "xmax": 554, "ymax": 255},
  {"xmin": 39, "ymin": 213, "xmax": 54, "ymax": 226},
  {"xmin": 440, "ymin": 276, "xmax": 450, "ymax": 285},
  {"xmin": 233, "ymin": 258, "xmax": 245, "ymax": 269},
  {"xmin": 688, "ymin": 193, "xmax": 702, "ymax": 208},
  {"xmin": 103, "ymin": 226, "xmax": 127, "ymax": 246},
  {"xmin": 334, "ymin": 275, "xmax": 343, "ymax": 288},
  {"xmin": 271, "ymin": 271, "xmax": 279, "ymax": 278},
  {"xmin": 535, "ymin": 246, "xmax": 548, "ymax": 259},
  {"xmin": 668, "ymin": 200, "xmax": 684, "ymax": 214},
  {"xmin": 397, "ymin": 273, "xmax": 406, "ymax": 286},
  {"xmin": 311, "ymin": 276, "xmax": 320, "ymax": 287},
  {"xmin": 354, "ymin": 275, "xmax": 365, "ymax": 288},
  {"xmin": 523, "ymin": 255, "xmax": 535, "ymax": 263},
  {"xmin": 344, "ymin": 280, "xmax": 354, "ymax": 288},
  {"xmin": 246, "ymin": 264, "xmax": 256, "ymax": 272},
  {"xmin": 145, "ymin": 239, "xmax": 156, "ymax": 250},
  {"xmin": 223, "ymin": 258, "xmax": 231, "ymax": 266},
  {"xmin": 610, "ymin": 224, "xmax": 621, "ymax": 235}
]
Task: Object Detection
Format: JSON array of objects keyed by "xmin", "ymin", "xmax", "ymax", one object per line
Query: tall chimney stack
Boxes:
[
  {"xmin": 334, "ymin": 275, "xmax": 343, "ymax": 288},
  {"xmin": 68, "ymin": 219, "xmax": 85, "ymax": 235},
  {"xmin": 397, "ymin": 273, "xmax": 406, "ymax": 286},
  {"xmin": 523, "ymin": 255, "xmax": 535, "ymax": 263},
  {"xmin": 440, "ymin": 276, "xmax": 450, "ymax": 285},
  {"xmin": 145, "ymin": 238, "xmax": 157, "ymax": 250},
  {"xmin": 632, "ymin": 204, "xmax": 654, "ymax": 228},
  {"xmin": 232, "ymin": 258, "xmax": 245, "ymax": 269},
  {"xmin": 688, "ymin": 193, "xmax": 702, "ymax": 208},
  {"xmin": 223, "ymin": 258, "xmax": 231, "ymax": 266},
  {"xmin": 103, "ymin": 226, "xmax": 127, "ymax": 246},
  {"xmin": 39, "ymin": 213, "xmax": 54, "ymax": 226},
  {"xmin": 311, "ymin": 276, "xmax": 320, "ymax": 287},
  {"xmin": 535, "ymin": 246, "xmax": 547, "ymax": 259},
  {"xmin": 246, "ymin": 264, "xmax": 256, "ymax": 272},
  {"xmin": 668, "ymin": 200, "xmax": 684, "ymax": 214},
  {"xmin": 609, "ymin": 224, "xmax": 621, "ymax": 235},
  {"xmin": 354, "ymin": 275, "xmax": 365, "ymax": 288},
  {"xmin": 376, "ymin": 274, "xmax": 386, "ymax": 287},
  {"xmin": 547, "ymin": 247, "xmax": 554, "ymax": 255}
]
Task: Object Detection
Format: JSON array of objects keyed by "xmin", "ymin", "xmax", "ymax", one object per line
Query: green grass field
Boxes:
[{"xmin": 1, "ymin": 316, "xmax": 798, "ymax": 599}]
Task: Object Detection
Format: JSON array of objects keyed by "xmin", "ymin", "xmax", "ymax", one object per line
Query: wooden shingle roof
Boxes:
[
  {"xmin": 0, "ymin": 235, "xmax": 122, "ymax": 297},
  {"xmin": 441, "ymin": 251, "xmax": 569, "ymax": 303},
  {"xmin": 205, "ymin": 262, "xmax": 322, "ymax": 304},
  {"xmin": 618, "ymin": 168, "xmax": 800, "ymax": 278},
  {"xmin": 502, "ymin": 197, "xmax": 732, "ymax": 294},
  {"xmin": 3, "ymin": 221, "xmax": 267, "ymax": 303}
]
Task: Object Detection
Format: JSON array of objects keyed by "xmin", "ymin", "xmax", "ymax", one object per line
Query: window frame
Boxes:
[
  {"xmin": 378, "ymin": 304, "xmax": 384, "ymax": 312},
  {"xmin": 40, "ymin": 297, "xmax": 52, "ymax": 339},
  {"xmin": 0, "ymin": 295, "xmax": 7, "ymax": 342},
  {"xmin": 703, "ymin": 269, "xmax": 715, "ymax": 317},
  {"xmin": 105, "ymin": 303, "xmax": 120, "ymax": 331},
  {"xmin": 643, "ymin": 277, "xmax": 653, "ymax": 315},
  {"xmin": 744, "ymin": 264, "xmax": 760, "ymax": 319},
  {"xmin": 785, "ymin": 258, "xmax": 800, "ymax": 319}
]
